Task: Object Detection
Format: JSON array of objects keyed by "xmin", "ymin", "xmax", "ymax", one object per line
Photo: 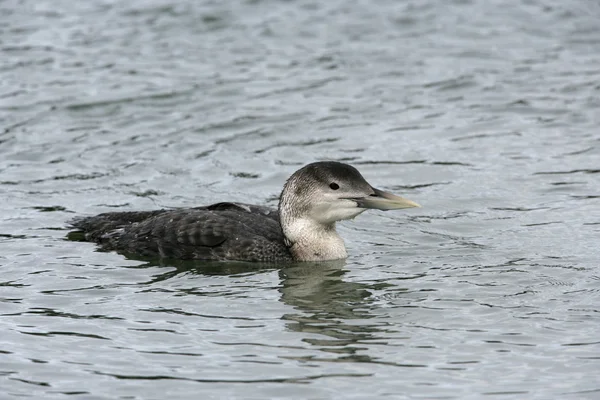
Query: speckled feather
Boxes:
[{"xmin": 69, "ymin": 202, "xmax": 293, "ymax": 262}]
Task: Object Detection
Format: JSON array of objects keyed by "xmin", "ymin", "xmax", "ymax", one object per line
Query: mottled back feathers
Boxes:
[{"xmin": 69, "ymin": 203, "xmax": 292, "ymax": 262}]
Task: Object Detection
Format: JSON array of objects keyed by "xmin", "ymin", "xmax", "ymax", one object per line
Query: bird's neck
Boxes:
[{"xmin": 281, "ymin": 217, "xmax": 348, "ymax": 261}]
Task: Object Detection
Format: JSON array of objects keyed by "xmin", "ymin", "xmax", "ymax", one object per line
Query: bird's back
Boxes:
[{"xmin": 69, "ymin": 203, "xmax": 293, "ymax": 262}]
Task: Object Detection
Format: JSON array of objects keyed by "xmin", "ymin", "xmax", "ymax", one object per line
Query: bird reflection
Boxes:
[
  {"xmin": 129, "ymin": 257, "xmax": 278, "ymax": 284},
  {"xmin": 130, "ymin": 257, "xmax": 389, "ymax": 361},
  {"xmin": 278, "ymin": 261, "xmax": 389, "ymax": 361}
]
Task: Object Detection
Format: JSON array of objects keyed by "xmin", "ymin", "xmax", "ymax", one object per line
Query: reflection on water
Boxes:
[
  {"xmin": 145, "ymin": 258, "xmax": 395, "ymax": 364},
  {"xmin": 279, "ymin": 261, "xmax": 382, "ymax": 353},
  {"xmin": 131, "ymin": 259, "xmax": 388, "ymax": 364},
  {"xmin": 134, "ymin": 257, "xmax": 384, "ymax": 359},
  {"xmin": 129, "ymin": 257, "xmax": 281, "ymax": 281}
]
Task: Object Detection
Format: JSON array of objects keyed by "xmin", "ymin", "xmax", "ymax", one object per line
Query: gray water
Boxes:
[{"xmin": 1, "ymin": 0, "xmax": 599, "ymax": 398}]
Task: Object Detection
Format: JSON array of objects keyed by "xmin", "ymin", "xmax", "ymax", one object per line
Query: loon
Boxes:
[{"xmin": 69, "ymin": 161, "xmax": 420, "ymax": 262}]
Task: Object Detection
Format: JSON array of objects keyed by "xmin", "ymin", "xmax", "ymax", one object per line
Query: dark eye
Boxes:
[{"xmin": 329, "ymin": 182, "xmax": 339, "ymax": 190}]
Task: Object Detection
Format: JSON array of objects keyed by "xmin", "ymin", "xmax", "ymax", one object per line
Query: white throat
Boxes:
[{"xmin": 282, "ymin": 217, "xmax": 348, "ymax": 261}]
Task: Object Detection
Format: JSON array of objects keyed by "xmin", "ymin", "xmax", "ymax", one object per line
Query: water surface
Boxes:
[{"xmin": 1, "ymin": 0, "xmax": 599, "ymax": 399}]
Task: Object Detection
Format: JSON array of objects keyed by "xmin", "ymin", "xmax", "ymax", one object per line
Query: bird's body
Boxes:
[
  {"xmin": 69, "ymin": 162, "xmax": 419, "ymax": 262},
  {"xmin": 71, "ymin": 203, "xmax": 292, "ymax": 261}
]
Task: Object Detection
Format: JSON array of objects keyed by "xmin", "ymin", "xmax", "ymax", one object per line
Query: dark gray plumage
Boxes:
[
  {"xmin": 70, "ymin": 203, "xmax": 291, "ymax": 261},
  {"xmin": 69, "ymin": 162, "xmax": 420, "ymax": 262}
]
